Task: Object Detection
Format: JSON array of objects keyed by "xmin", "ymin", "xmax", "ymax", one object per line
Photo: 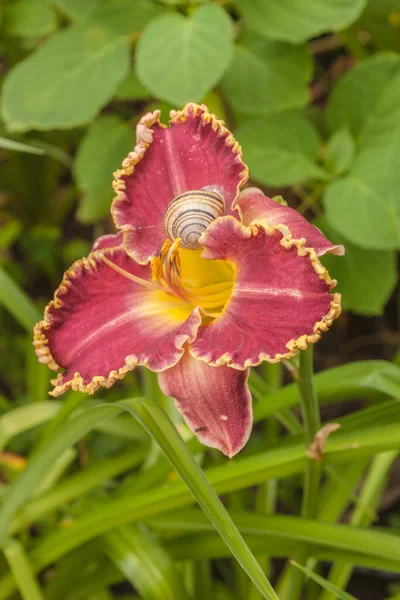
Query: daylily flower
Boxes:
[{"xmin": 34, "ymin": 104, "xmax": 343, "ymax": 457}]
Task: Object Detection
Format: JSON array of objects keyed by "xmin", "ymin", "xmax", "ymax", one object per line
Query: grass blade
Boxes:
[
  {"xmin": 289, "ymin": 561, "xmax": 358, "ymax": 600},
  {"xmin": 3, "ymin": 539, "xmax": 45, "ymax": 600},
  {"xmin": 120, "ymin": 397, "xmax": 280, "ymax": 600},
  {"xmin": 104, "ymin": 524, "xmax": 189, "ymax": 600}
]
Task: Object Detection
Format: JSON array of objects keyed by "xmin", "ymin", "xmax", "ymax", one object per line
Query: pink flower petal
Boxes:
[
  {"xmin": 158, "ymin": 352, "xmax": 252, "ymax": 457},
  {"xmin": 91, "ymin": 231, "xmax": 123, "ymax": 252},
  {"xmin": 191, "ymin": 217, "xmax": 341, "ymax": 368},
  {"xmin": 112, "ymin": 104, "xmax": 248, "ymax": 264},
  {"xmin": 33, "ymin": 247, "xmax": 202, "ymax": 397},
  {"xmin": 237, "ymin": 187, "xmax": 344, "ymax": 257}
]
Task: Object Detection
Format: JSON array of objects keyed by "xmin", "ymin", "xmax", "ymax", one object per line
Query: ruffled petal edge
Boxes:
[
  {"xmin": 33, "ymin": 252, "xmax": 202, "ymax": 397},
  {"xmin": 111, "ymin": 103, "xmax": 248, "ymax": 263},
  {"xmin": 191, "ymin": 217, "xmax": 342, "ymax": 368}
]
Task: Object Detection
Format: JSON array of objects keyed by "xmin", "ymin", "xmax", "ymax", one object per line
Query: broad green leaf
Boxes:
[
  {"xmin": 232, "ymin": 0, "xmax": 366, "ymax": 43},
  {"xmin": 319, "ymin": 219, "xmax": 397, "ymax": 315},
  {"xmin": 323, "ymin": 140, "xmax": 400, "ymax": 249},
  {"xmin": 91, "ymin": 0, "xmax": 160, "ymax": 37},
  {"xmin": 1, "ymin": 26, "xmax": 130, "ymax": 132},
  {"xmin": 104, "ymin": 525, "xmax": 189, "ymax": 600},
  {"xmin": 323, "ymin": 128, "xmax": 355, "ymax": 175},
  {"xmin": 157, "ymin": 0, "xmax": 209, "ymax": 4},
  {"xmin": 355, "ymin": 0, "xmax": 400, "ymax": 51},
  {"xmin": 0, "ymin": 137, "xmax": 45, "ymax": 156},
  {"xmin": 326, "ymin": 53, "xmax": 400, "ymax": 148},
  {"xmin": 236, "ymin": 112, "xmax": 327, "ymax": 187},
  {"xmin": 3, "ymin": 0, "xmax": 56, "ymax": 38},
  {"xmin": 136, "ymin": 4, "xmax": 234, "ymax": 105},
  {"xmin": 50, "ymin": 0, "xmax": 100, "ymax": 21},
  {"xmin": 288, "ymin": 561, "xmax": 357, "ymax": 600},
  {"xmin": 221, "ymin": 32, "xmax": 312, "ymax": 116},
  {"xmin": 74, "ymin": 116, "xmax": 134, "ymax": 222},
  {"xmin": 116, "ymin": 71, "xmax": 151, "ymax": 101}
]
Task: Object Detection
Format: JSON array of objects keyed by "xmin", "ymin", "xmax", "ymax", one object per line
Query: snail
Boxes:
[{"xmin": 164, "ymin": 189, "xmax": 226, "ymax": 249}]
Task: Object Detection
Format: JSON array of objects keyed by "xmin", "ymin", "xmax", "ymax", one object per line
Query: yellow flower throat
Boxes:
[{"xmin": 151, "ymin": 238, "xmax": 234, "ymax": 318}]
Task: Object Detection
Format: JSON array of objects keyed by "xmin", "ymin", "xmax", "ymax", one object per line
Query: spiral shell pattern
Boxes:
[{"xmin": 164, "ymin": 190, "xmax": 226, "ymax": 249}]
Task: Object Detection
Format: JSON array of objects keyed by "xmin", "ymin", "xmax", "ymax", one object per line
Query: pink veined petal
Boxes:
[
  {"xmin": 91, "ymin": 231, "xmax": 123, "ymax": 252},
  {"xmin": 237, "ymin": 187, "xmax": 344, "ymax": 257},
  {"xmin": 190, "ymin": 217, "xmax": 341, "ymax": 369},
  {"xmin": 33, "ymin": 247, "xmax": 202, "ymax": 397},
  {"xmin": 158, "ymin": 352, "xmax": 252, "ymax": 458},
  {"xmin": 112, "ymin": 103, "xmax": 248, "ymax": 264}
]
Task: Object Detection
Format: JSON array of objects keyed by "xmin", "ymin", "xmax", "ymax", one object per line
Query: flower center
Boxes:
[
  {"xmin": 152, "ymin": 238, "xmax": 234, "ymax": 318},
  {"xmin": 163, "ymin": 189, "xmax": 226, "ymax": 250}
]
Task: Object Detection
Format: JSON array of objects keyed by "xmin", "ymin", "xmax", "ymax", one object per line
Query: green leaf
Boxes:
[
  {"xmin": 318, "ymin": 218, "xmax": 396, "ymax": 315},
  {"xmin": 326, "ymin": 53, "xmax": 400, "ymax": 148},
  {"xmin": 1, "ymin": 399, "xmax": 280, "ymax": 600},
  {"xmin": 50, "ymin": 0, "xmax": 100, "ymax": 21},
  {"xmin": 116, "ymin": 71, "xmax": 151, "ymax": 101},
  {"xmin": 236, "ymin": 112, "xmax": 327, "ymax": 187},
  {"xmin": 136, "ymin": 4, "xmax": 234, "ymax": 105},
  {"xmin": 0, "ymin": 220, "xmax": 22, "ymax": 250},
  {"xmin": 253, "ymin": 360, "xmax": 400, "ymax": 421},
  {"xmin": 356, "ymin": 0, "xmax": 400, "ymax": 51},
  {"xmin": 323, "ymin": 141, "xmax": 400, "ymax": 250},
  {"xmin": 3, "ymin": 0, "xmax": 56, "ymax": 38},
  {"xmin": 1, "ymin": 25, "xmax": 130, "ymax": 132},
  {"xmin": 90, "ymin": 0, "xmax": 160, "ymax": 37},
  {"xmin": 0, "ymin": 404, "xmax": 123, "ymax": 539},
  {"xmin": 74, "ymin": 116, "xmax": 134, "ymax": 222},
  {"xmin": 232, "ymin": 0, "xmax": 366, "ymax": 43},
  {"xmin": 221, "ymin": 32, "xmax": 312, "ymax": 116},
  {"xmin": 155, "ymin": 509, "xmax": 400, "ymax": 573},
  {"xmin": 0, "ymin": 265, "xmax": 41, "ymax": 331},
  {"xmin": 3, "ymin": 539, "xmax": 45, "ymax": 600},
  {"xmin": 323, "ymin": 127, "xmax": 355, "ymax": 175},
  {"xmin": 120, "ymin": 397, "xmax": 279, "ymax": 600},
  {"xmin": 321, "ymin": 55, "xmax": 400, "ymax": 250},
  {"xmin": 288, "ymin": 561, "xmax": 357, "ymax": 600},
  {"xmin": 104, "ymin": 524, "xmax": 189, "ymax": 600}
]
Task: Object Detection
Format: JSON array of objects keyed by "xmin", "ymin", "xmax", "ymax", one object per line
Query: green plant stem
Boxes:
[
  {"xmin": 298, "ymin": 348, "xmax": 321, "ymax": 520},
  {"xmin": 250, "ymin": 363, "xmax": 283, "ymax": 600},
  {"xmin": 282, "ymin": 346, "xmax": 321, "ymax": 600}
]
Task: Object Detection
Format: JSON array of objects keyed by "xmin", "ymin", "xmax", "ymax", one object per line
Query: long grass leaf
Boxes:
[{"xmin": 289, "ymin": 561, "xmax": 358, "ymax": 600}]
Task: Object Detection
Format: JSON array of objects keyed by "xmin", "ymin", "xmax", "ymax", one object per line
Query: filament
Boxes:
[{"xmin": 99, "ymin": 253, "xmax": 162, "ymax": 290}]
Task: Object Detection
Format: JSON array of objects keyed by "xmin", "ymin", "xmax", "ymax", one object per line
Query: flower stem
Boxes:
[
  {"xmin": 281, "ymin": 346, "xmax": 321, "ymax": 600},
  {"xmin": 298, "ymin": 346, "xmax": 321, "ymax": 521}
]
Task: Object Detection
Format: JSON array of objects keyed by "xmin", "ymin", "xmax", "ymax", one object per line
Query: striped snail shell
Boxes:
[{"xmin": 164, "ymin": 189, "xmax": 226, "ymax": 250}]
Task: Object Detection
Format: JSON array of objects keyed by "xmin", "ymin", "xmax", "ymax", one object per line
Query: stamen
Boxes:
[{"xmin": 99, "ymin": 253, "xmax": 162, "ymax": 290}]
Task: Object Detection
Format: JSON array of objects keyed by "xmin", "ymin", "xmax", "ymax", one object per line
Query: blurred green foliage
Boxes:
[{"xmin": 1, "ymin": 0, "xmax": 400, "ymax": 598}]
